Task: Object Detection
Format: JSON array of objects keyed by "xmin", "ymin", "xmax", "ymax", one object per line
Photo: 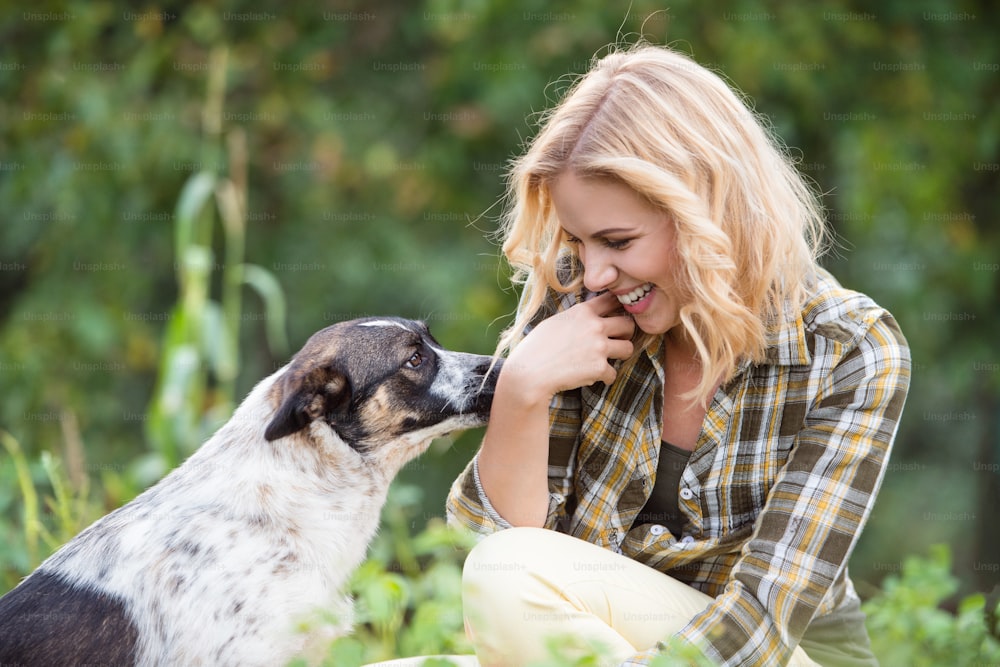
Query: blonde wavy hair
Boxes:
[{"xmin": 497, "ymin": 43, "xmax": 828, "ymax": 404}]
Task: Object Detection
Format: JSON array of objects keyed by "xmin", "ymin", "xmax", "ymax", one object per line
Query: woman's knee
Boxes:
[
  {"xmin": 461, "ymin": 528, "xmax": 645, "ymax": 665},
  {"xmin": 462, "ymin": 526, "xmax": 546, "ymax": 593}
]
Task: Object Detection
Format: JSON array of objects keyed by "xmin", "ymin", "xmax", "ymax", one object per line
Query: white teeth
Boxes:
[{"xmin": 616, "ymin": 283, "xmax": 653, "ymax": 305}]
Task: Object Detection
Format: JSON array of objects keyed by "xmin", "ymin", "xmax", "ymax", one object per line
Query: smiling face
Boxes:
[{"xmin": 549, "ymin": 171, "xmax": 684, "ymax": 336}]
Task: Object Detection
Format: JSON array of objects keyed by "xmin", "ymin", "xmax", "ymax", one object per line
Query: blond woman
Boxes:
[{"xmin": 446, "ymin": 44, "xmax": 910, "ymax": 667}]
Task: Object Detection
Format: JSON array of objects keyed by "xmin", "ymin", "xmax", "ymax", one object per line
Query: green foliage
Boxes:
[
  {"xmin": 0, "ymin": 41, "xmax": 291, "ymax": 586},
  {"xmin": 0, "ymin": 428, "xmax": 129, "ymax": 578},
  {"xmin": 647, "ymin": 642, "xmax": 717, "ymax": 667},
  {"xmin": 144, "ymin": 47, "xmax": 289, "ymax": 473},
  {"xmin": 530, "ymin": 635, "xmax": 618, "ymax": 667},
  {"xmin": 0, "ymin": 431, "xmax": 47, "ymax": 568},
  {"xmin": 863, "ymin": 544, "xmax": 1000, "ymax": 666},
  {"xmin": 303, "ymin": 486, "xmax": 476, "ymax": 666}
]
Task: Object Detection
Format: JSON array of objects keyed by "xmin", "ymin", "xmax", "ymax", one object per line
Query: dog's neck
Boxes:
[{"xmin": 176, "ymin": 380, "xmax": 396, "ymax": 585}]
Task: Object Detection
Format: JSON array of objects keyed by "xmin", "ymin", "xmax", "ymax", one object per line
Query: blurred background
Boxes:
[{"xmin": 1, "ymin": 0, "xmax": 997, "ymax": 613}]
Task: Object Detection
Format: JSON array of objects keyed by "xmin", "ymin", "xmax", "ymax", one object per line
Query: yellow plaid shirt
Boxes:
[{"xmin": 447, "ymin": 267, "xmax": 911, "ymax": 666}]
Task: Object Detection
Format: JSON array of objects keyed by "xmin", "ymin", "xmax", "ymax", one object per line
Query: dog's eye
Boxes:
[{"xmin": 404, "ymin": 351, "xmax": 424, "ymax": 369}]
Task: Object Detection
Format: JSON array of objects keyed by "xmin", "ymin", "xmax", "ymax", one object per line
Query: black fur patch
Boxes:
[{"xmin": 0, "ymin": 570, "xmax": 139, "ymax": 665}]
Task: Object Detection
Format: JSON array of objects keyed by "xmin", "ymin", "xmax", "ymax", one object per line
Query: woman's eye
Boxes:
[
  {"xmin": 563, "ymin": 232, "xmax": 630, "ymax": 250},
  {"xmin": 405, "ymin": 351, "xmax": 424, "ymax": 369}
]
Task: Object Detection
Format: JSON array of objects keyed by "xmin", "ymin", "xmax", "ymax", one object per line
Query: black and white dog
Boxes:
[{"xmin": 0, "ymin": 317, "xmax": 500, "ymax": 666}]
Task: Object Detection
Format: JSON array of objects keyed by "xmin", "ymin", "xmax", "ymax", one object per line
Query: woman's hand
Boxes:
[
  {"xmin": 477, "ymin": 292, "xmax": 636, "ymax": 528},
  {"xmin": 502, "ymin": 291, "xmax": 636, "ymax": 404}
]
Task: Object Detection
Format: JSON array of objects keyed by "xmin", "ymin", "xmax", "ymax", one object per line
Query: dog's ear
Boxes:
[{"xmin": 264, "ymin": 365, "xmax": 352, "ymax": 442}]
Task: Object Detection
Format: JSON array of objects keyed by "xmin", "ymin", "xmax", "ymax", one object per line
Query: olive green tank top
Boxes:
[{"xmin": 633, "ymin": 440, "xmax": 692, "ymax": 537}]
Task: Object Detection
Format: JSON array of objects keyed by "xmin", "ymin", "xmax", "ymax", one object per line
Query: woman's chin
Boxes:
[{"xmin": 632, "ymin": 312, "xmax": 672, "ymax": 336}]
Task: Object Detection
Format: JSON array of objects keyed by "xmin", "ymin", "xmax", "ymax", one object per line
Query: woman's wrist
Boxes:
[{"xmin": 494, "ymin": 356, "xmax": 555, "ymax": 411}]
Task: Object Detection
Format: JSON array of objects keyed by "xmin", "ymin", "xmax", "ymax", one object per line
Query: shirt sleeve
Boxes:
[
  {"xmin": 672, "ymin": 311, "xmax": 910, "ymax": 665},
  {"xmin": 446, "ymin": 258, "xmax": 587, "ymax": 535},
  {"xmin": 445, "ymin": 388, "xmax": 581, "ymax": 535}
]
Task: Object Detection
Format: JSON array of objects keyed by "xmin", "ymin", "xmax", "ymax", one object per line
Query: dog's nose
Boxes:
[
  {"xmin": 473, "ymin": 357, "xmax": 492, "ymax": 375},
  {"xmin": 474, "ymin": 357, "xmax": 503, "ymax": 395}
]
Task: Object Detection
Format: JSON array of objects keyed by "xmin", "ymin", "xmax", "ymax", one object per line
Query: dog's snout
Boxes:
[
  {"xmin": 463, "ymin": 356, "xmax": 501, "ymax": 420},
  {"xmin": 474, "ymin": 357, "xmax": 502, "ymax": 394}
]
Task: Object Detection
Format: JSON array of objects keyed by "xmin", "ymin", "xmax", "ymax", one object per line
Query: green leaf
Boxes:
[
  {"xmin": 322, "ymin": 636, "xmax": 366, "ymax": 667},
  {"xmin": 155, "ymin": 344, "xmax": 201, "ymax": 416},
  {"xmin": 362, "ymin": 571, "xmax": 410, "ymax": 628},
  {"xmin": 177, "ymin": 245, "xmax": 213, "ymax": 316},
  {"xmin": 240, "ymin": 263, "xmax": 289, "ymax": 356},
  {"xmin": 200, "ymin": 300, "xmax": 237, "ymax": 383},
  {"xmin": 0, "ymin": 431, "xmax": 40, "ymax": 565},
  {"xmin": 173, "ymin": 171, "xmax": 217, "ymax": 263}
]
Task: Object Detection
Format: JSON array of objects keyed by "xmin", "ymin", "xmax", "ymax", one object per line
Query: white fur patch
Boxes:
[
  {"xmin": 357, "ymin": 319, "xmax": 413, "ymax": 333},
  {"xmin": 429, "ymin": 349, "xmax": 482, "ymax": 413}
]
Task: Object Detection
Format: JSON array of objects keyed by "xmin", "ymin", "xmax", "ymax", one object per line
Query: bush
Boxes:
[{"xmin": 862, "ymin": 543, "xmax": 1000, "ymax": 666}]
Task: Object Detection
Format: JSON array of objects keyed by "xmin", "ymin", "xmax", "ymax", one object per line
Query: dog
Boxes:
[{"xmin": 0, "ymin": 317, "xmax": 500, "ymax": 666}]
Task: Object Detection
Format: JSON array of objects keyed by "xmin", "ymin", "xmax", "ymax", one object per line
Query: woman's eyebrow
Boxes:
[
  {"xmin": 590, "ymin": 227, "xmax": 634, "ymax": 237},
  {"xmin": 565, "ymin": 227, "xmax": 635, "ymax": 239}
]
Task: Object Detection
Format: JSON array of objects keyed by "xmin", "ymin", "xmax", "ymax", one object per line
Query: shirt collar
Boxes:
[
  {"xmin": 637, "ymin": 293, "xmax": 813, "ymax": 376},
  {"xmin": 641, "ymin": 305, "xmax": 812, "ymax": 376}
]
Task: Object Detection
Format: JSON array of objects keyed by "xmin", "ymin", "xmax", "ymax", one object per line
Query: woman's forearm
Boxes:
[
  {"xmin": 476, "ymin": 365, "xmax": 553, "ymax": 527},
  {"xmin": 476, "ymin": 293, "xmax": 635, "ymax": 526}
]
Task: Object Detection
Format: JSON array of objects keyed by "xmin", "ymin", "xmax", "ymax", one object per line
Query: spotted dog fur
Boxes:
[{"xmin": 0, "ymin": 317, "xmax": 500, "ymax": 666}]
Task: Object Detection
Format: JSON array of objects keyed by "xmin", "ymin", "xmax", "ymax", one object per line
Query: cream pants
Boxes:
[{"xmin": 366, "ymin": 527, "xmax": 819, "ymax": 666}]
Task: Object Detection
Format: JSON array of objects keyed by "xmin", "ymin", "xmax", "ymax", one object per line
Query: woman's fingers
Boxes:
[
  {"xmin": 503, "ymin": 290, "xmax": 644, "ymax": 395},
  {"xmin": 603, "ymin": 315, "xmax": 636, "ymax": 343},
  {"xmin": 584, "ymin": 292, "xmax": 636, "ymax": 340},
  {"xmin": 604, "ymin": 337, "xmax": 635, "ymax": 361},
  {"xmin": 583, "ymin": 290, "xmax": 624, "ymax": 316}
]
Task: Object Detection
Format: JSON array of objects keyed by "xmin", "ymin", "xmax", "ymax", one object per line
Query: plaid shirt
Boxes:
[{"xmin": 447, "ymin": 268, "xmax": 911, "ymax": 666}]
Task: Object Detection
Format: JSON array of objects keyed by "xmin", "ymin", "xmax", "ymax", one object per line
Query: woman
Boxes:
[{"xmin": 446, "ymin": 44, "xmax": 910, "ymax": 666}]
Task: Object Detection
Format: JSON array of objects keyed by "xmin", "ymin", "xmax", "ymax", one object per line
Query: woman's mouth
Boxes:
[{"xmin": 616, "ymin": 283, "xmax": 654, "ymax": 314}]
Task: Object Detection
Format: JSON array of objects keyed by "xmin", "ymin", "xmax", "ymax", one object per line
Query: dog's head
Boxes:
[{"xmin": 263, "ymin": 318, "xmax": 500, "ymax": 455}]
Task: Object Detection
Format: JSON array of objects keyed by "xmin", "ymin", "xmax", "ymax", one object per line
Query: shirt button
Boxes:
[
  {"xmin": 681, "ymin": 535, "xmax": 695, "ymax": 544},
  {"xmin": 679, "ymin": 487, "xmax": 694, "ymax": 500},
  {"xmin": 649, "ymin": 524, "xmax": 666, "ymax": 536}
]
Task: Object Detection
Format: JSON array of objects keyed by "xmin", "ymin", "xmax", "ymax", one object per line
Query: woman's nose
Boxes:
[{"xmin": 581, "ymin": 247, "xmax": 617, "ymax": 293}]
